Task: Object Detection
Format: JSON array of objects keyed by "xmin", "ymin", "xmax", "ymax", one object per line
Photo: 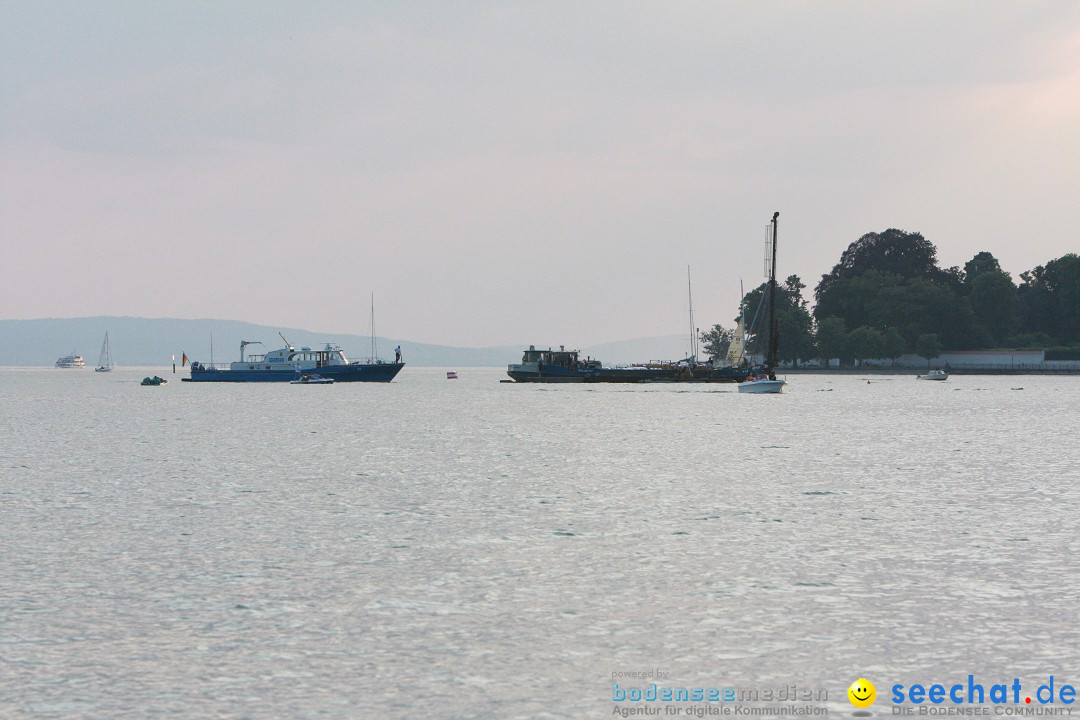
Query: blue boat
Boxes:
[{"xmin": 183, "ymin": 337, "xmax": 403, "ymax": 383}]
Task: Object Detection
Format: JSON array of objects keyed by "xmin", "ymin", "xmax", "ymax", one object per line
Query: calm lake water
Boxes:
[{"xmin": 2, "ymin": 366, "xmax": 1079, "ymax": 719}]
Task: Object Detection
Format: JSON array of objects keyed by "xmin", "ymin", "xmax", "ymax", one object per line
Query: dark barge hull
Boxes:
[{"xmin": 506, "ymin": 366, "xmax": 750, "ymax": 383}]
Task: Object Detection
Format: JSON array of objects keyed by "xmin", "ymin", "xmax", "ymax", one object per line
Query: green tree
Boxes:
[
  {"xmin": 740, "ymin": 275, "xmax": 808, "ymax": 321},
  {"xmin": 969, "ymin": 271, "xmax": 1021, "ymax": 345},
  {"xmin": 814, "ymin": 317, "xmax": 847, "ymax": 366},
  {"xmin": 814, "ymin": 270, "xmax": 904, "ymax": 330},
  {"xmin": 963, "ymin": 251, "xmax": 1003, "ymax": 287},
  {"xmin": 916, "ymin": 333, "xmax": 943, "ymax": 368},
  {"xmin": 847, "ymin": 326, "xmax": 884, "ymax": 366},
  {"xmin": 1005, "ymin": 332, "xmax": 1053, "ymax": 348},
  {"xmin": 777, "ymin": 306, "xmax": 815, "ymax": 366},
  {"xmin": 881, "ymin": 327, "xmax": 907, "ymax": 363},
  {"xmin": 813, "ymin": 230, "xmax": 989, "ymax": 351},
  {"xmin": 851, "ymin": 276, "xmax": 986, "ymax": 350},
  {"xmin": 1018, "ymin": 254, "xmax": 1080, "ymax": 344},
  {"xmin": 815, "ymin": 228, "xmax": 949, "ymax": 308},
  {"xmin": 739, "ymin": 275, "xmax": 814, "ymax": 363},
  {"xmin": 699, "ymin": 324, "xmax": 732, "ymax": 360}
]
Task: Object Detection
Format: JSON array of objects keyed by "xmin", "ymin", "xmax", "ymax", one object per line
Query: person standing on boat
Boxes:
[{"xmin": 394, "ymin": 346, "xmax": 402, "ymax": 363}]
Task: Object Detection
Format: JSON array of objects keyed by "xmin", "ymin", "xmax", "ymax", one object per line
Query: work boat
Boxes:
[
  {"xmin": 739, "ymin": 211, "xmax": 787, "ymax": 394},
  {"xmin": 184, "ymin": 334, "xmax": 403, "ymax": 383},
  {"xmin": 507, "ymin": 346, "xmax": 601, "ymax": 382},
  {"xmin": 506, "ymin": 346, "xmax": 691, "ymax": 383}
]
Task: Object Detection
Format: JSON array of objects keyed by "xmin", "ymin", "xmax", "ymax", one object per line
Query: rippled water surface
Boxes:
[{"xmin": 2, "ymin": 367, "xmax": 1079, "ymax": 718}]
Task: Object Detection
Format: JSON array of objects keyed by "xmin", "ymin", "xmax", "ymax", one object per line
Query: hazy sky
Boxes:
[{"xmin": 3, "ymin": 2, "xmax": 1078, "ymax": 348}]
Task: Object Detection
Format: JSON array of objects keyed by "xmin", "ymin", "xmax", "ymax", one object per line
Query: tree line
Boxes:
[{"xmin": 699, "ymin": 229, "xmax": 1080, "ymax": 365}]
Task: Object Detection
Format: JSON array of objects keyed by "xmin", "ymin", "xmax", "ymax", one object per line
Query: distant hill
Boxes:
[
  {"xmin": 0, "ymin": 317, "xmax": 693, "ymax": 368},
  {"xmin": 0, "ymin": 317, "xmax": 517, "ymax": 367}
]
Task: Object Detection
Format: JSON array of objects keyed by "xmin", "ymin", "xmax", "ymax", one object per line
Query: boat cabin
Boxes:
[
  {"xmin": 230, "ymin": 343, "xmax": 352, "ymax": 371},
  {"xmin": 518, "ymin": 345, "xmax": 600, "ymax": 371}
]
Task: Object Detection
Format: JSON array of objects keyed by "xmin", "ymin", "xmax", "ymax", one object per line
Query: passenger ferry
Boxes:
[
  {"xmin": 184, "ymin": 335, "xmax": 403, "ymax": 383},
  {"xmin": 55, "ymin": 352, "xmax": 85, "ymax": 368}
]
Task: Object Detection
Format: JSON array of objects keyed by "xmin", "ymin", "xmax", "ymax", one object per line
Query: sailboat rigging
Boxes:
[
  {"xmin": 95, "ymin": 332, "xmax": 114, "ymax": 372},
  {"xmin": 738, "ymin": 212, "xmax": 787, "ymax": 394}
]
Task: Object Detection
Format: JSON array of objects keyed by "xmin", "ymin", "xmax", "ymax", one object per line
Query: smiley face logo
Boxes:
[{"xmin": 848, "ymin": 678, "xmax": 876, "ymax": 708}]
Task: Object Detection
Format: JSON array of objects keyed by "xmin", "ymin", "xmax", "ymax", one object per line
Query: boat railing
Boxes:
[{"xmin": 611, "ymin": 360, "xmax": 676, "ymax": 369}]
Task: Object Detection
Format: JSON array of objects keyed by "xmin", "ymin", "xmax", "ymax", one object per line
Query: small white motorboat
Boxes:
[
  {"xmin": 290, "ymin": 374, "xmax": 335, "ymax": 385},
  {"xmin": 917, "ymin": 369, "xmax": 948, "ymax": 381},
  {"xmin": 738, "ymin": 375, "xmax": 787, "ymax": 394},
  {"xmin": 446, "ymin": 371, "xmax": 458, "ymax": 379}
]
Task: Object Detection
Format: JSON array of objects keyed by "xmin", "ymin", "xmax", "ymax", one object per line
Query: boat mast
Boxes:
[
  {"xmin": 370, "ymin": 293, "xmax": 377, "ymax": 360},
  {"xmin": 739, "ymin": 278, "xmax": 746, "ymax": 332},
  {"xmin": 766, "ymin": 211, "xmax": 779, "ymax": 374},
  {"xmin": 687, "ymin": 265, "xmax": 697, "ymax": 361}
]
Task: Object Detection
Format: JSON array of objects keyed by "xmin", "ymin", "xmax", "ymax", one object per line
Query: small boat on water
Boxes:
[
  {"xmin": 739, "ymin": 212, "xmax": 786, "ymax": 394},
  {"xmin": 95, "ymin": 332, "xmax": 114, "ymax": 372},
  {"xmin": 290, "ymin": 374, "xmax": 334, "ymax": 384},
  {"xmin": 446, "ymin": 371, "xmax": 459, "ymax": 379},
  {"xmin": 738, "ymin": 372, "xmax": 786, "ymax": 394},
  {"xmin": 55, "ymin": 352, "xmax": 85, "ymax": 368},
  {"xmin": 141, "ymin": 376, "xmax": 167, "ymax": 386},
  {"xmin": 917, "ymin": 369, "xmax": 948, "ymax": 381}
]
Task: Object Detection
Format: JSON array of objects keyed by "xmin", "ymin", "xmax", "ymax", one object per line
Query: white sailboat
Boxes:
[
  {"xmin": 95, "ymin": 332, "xmax": 114, "ymax": 372},
  {"xmin": 739, "ymin": 212, "xmax": 786, "ymax": 394}
]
